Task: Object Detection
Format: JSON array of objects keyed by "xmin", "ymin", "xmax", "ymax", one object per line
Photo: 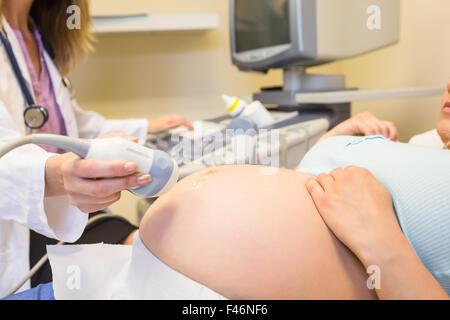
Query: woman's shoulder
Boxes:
[{"xmin": 409, "ymin": 129, "xmax": 444, "ymax": 149}]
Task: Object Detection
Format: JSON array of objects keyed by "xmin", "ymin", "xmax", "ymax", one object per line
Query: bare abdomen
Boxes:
[{"xmin": 140, "ymin": 165, "xmax": 377, "ymax": 299}]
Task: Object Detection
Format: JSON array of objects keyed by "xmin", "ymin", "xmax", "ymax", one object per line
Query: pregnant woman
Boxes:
[
  {"xmin": 138, "ymin": 135, "xmax": 449, "ymax": 299},
  {"xmin": 135, "ymin": 83, "xmax": 450, "ymax": 299}
]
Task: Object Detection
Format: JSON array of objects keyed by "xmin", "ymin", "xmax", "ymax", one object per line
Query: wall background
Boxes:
[{"xmin": 70, "ymin": 0, "xmax": 450, "ymax": 223}]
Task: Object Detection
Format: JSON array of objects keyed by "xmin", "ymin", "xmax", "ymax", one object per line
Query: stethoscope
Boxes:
[{"xmin": 0, "ymin": 28, "xmax": 49, "ymax": 130}]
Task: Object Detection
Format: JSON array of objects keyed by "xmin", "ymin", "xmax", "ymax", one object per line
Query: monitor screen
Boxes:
[{"xmin": 234, "ymin": 0, "xmax": 291, "ymax": 53}]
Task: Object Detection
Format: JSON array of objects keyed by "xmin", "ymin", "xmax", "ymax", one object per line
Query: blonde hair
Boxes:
[{"xmin": 0, "ymin": 0, "xmax": 94, "ymax": 76}]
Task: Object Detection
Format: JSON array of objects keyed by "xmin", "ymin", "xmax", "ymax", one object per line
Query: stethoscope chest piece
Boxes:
[{"xmin": 24, "ymin": 105, "xmax": 49, "ymax": 129}]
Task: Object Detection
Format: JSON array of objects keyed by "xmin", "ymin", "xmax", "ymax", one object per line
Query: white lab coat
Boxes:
[{"xmin": 0, "ymin": 18, "xmax": 148, "ymax": 297}]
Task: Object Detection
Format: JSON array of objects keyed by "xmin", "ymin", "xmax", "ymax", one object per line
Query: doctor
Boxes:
[{"xmin": 0, "ymin": 0, "xmax": 193, "ymax": 297}]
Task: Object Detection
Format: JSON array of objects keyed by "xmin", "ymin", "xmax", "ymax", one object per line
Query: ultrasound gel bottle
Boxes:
[{"xmin": 222, "ymin": 95, "xmax": 247, "ymax": 118}]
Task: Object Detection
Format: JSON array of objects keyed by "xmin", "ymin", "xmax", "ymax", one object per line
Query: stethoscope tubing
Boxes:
[{"xmin": 0, "ymin": 28, "xmax": 49, "ymax": 129}]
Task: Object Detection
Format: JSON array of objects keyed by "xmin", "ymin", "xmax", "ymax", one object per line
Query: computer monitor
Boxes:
[
  {"xmin": 230, "ymin": 0, "xmax": 400, "ymax": 107},
  {"xmin": 230, "ymin": 0, "xmax": 400, "ymax": 72}
]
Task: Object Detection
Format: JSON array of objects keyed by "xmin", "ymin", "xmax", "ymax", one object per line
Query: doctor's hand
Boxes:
[
  {"xmin": 147, "ymin": 115, "xmax": 194, "ymax": 134},
  {"xmin": 44, "ymin": 132, "xmax": 152, "ymax": 214},
  {"xmin": 319, "ymin": 112, "xmax": 398, "ymax": 142}
]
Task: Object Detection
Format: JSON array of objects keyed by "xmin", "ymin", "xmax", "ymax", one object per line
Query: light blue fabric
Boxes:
[{"xmin": 297, "ymin": 135, "xmax": 450, "ymax": 295}]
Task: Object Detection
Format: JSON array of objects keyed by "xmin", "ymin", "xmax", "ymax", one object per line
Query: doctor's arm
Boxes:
[
  {"xmin": 147, "ymin": 114, "xmax": 194, "ymax": 134},
  {"xmin": 44, "ymin": 131, "xmax": 152, "ymax": 214},
  {"xmin": 0, "ymin": 107, "xmax": 86, "ymax": 242},
  {"xmin": 71, "ymin": 100, "xmax": 193, "ymax": 143},
  {"xmin": 306, "ymin": 167, "xmax": 448, "ymax": 300}
]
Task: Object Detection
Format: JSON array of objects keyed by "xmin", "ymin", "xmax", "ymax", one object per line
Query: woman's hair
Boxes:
[{"xmin": 0, "ymin": 0, "xmax": 94, "ymax": 76}]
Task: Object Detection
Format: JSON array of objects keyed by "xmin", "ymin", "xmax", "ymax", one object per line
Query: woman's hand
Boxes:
[
  {"xmin": 320, "ymin": 112, "xmax": 398, "ymax": 142},
  {"xmin": 44, "ymin": 131, "xmax": 152, "ymax": 213},
  {"xmin": 305, "ymin": 166, "xmax": 403, "ymax": 258},
  {"xmin": 148, "ymin": 115, "xmax": 194, "ymax": 134},
  {"xmin": 306, "ymin": 167, "xmax": 448, "ymax": 299}
]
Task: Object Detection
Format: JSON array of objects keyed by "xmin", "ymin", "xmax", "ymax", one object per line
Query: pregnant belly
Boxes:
[{"xmin": 140, "ymin": 165, "xmax": 376, "ymax": 299}]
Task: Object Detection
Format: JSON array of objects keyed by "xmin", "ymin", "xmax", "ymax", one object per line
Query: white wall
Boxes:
[{"xmin": 331, "ymin": 0, "xmax": 450, "ymax": 141}]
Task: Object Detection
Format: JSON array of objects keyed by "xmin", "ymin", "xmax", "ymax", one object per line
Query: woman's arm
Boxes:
[
  {"xmin": 306, "ymin": 167, "xmax": 448, "ymax": 299},
  {"xmin": 320, "ymin": 112, "xmax": 398, "ymax": 142},
  {"xmin": 360, "ymin": 229, "xmax": 448, "ymax": 300}
]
